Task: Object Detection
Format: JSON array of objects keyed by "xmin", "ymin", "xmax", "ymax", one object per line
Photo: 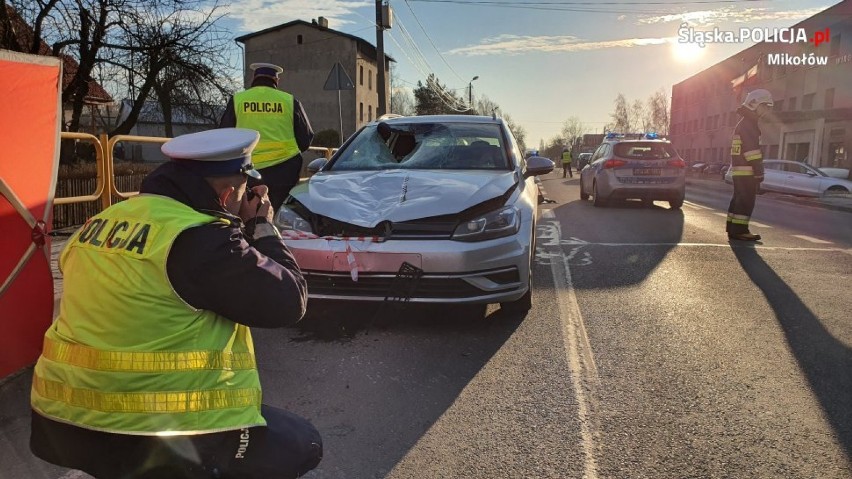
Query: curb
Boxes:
[{"xmin": 686, "ymin": 178, "xmax": 852, "ymax": 214}]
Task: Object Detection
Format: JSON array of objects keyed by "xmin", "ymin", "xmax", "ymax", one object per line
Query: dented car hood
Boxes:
[{"xmin": 290, "ymin": 170, "xmax": 518, "ymax": 228}]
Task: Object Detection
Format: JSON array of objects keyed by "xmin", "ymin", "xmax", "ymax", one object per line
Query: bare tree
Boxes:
[
  {"xmin": 611, "ymin": 93, "xmax": 630, "ymax": 132},
  {"xmin": 632, "ymin": 99, "xmax": 651, "ymax": 133},
  {"xmin": 475, "ymin": 95, "xmax": 500, "ymax": 117},
  {"xmin": 560, "ymin": 116, "xmax": 586, "ymax": 149},
  {"xmin": 390, "ymin": 87, "xmax": 415, "ymax": 116},
  {"xmin": 647, "ymin": 88, "xmax": 670, "ymax": 135},
  {"xmin": 503, "ymin": 113, "xmax": 526, "ymax": 154}
]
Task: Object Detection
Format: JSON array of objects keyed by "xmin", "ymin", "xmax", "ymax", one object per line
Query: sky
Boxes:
[{"xmin": 212, "ymin": 0, "xmax": 837, "ymax": 146}]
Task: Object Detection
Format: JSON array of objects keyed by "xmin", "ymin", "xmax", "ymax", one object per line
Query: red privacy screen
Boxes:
[{"xmin": 0, "ymin": 51, "xmax": 61, "ymax": 378}]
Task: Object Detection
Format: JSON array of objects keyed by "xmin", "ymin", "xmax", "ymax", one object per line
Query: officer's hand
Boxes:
[{"xmin": 239, "ymin": 185, "xmax": 273, "ymax": 223}]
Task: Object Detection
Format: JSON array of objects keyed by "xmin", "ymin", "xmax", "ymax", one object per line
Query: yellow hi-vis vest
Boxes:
[
  {"xmin": 234, "ymin": 87, "xmax": 300, "ymax": 169},
  {"xmin": 562, "ymin": 150, "xmax": 572, "ymax": 164},
  {"xmin": 31, "ymin": 195, "xmax": 265, "ymax": 435}
]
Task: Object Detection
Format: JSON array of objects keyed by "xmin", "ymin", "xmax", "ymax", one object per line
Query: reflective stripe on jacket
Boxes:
[
  {"xmin": 31, "ymin": 195, "xmax": 265, "ymax": 435},
  {"xmin": 235, "ymin": 87, "xmax": 299, "ymax": 169}
]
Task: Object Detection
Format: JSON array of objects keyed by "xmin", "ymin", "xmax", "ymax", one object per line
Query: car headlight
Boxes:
[
  {"xmin": 452, "ymin": 206, "xmax": 520, "ymax": 242},
  {"xmin": 274, "ymin": 205, "xmax": 314, "ymax": 233}
]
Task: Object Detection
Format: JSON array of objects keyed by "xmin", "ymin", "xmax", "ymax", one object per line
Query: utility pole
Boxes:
[{"xmin": 375, "ymin": 0, "xmax": 387, "ymax": 116}]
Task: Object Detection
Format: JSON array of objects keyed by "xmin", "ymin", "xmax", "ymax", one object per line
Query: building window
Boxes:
[
  {"xmin": 825, "ymin": 88, "xmax": 835, "ymax": 109},
  {"xmin": 368, "ymin": 105, "xmax": 372, "ymax": 121},
  {"xmin": 297, "ymin": 35, "xmax": 303, "ymax": 44},
  {"xmin": 830, "ymin": 34, "xmax": 840, "ymax": 56},
  {"xmin": 829, "ymin": 142, "xmax": 846, "ymax": 167},
  {"xmin": 802, "ymin": 93, "xmax": 815, "ymax": 110},
  {"xmin": 359, "ymin": 66, "xmax": 363, "ymax": 85},
  {"xmin": 788, "ymin": 97, "xmax": 797, "ymax": 111},
  {"xmin": 359, "ymin": 102, "xmax": 363, "ymax": 122}
]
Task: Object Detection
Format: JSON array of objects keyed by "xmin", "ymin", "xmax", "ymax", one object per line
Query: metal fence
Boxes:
[{"xmin": 53, "ymin": 132, "xmax": 334, "ymax": 229}]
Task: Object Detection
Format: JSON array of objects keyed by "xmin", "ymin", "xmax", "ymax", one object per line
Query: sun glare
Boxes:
[{"xmin": 671, "ymin": 40, "xmax": 706, "ymax": 63}]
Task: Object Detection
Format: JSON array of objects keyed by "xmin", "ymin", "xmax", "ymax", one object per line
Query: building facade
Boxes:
[
  {"xmin": 236, "ymin": 18, "xmax": 392, "ymax": 143},
  {"xmin": 670, "ymin": 0, "xmax": 852, "ymax": 170}
]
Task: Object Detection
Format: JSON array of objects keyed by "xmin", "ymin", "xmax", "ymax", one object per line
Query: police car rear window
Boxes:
[{"xmin": 614, "ymin": 142, "xmax": 676, "ymax": 160}]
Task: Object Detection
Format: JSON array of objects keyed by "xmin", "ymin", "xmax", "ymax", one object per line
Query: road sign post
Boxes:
[{"xmin": 323, "ymin": 62, "xmax": 355, "ymax": 145}]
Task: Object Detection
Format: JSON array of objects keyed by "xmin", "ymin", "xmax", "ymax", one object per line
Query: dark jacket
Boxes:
[
  {"xmin": 731, "ymin": 107, "xmax": 764, "ymax": 177},
  {"xmin": 140, "ymin": 162, "xmax": 307, "ymax": 328}
]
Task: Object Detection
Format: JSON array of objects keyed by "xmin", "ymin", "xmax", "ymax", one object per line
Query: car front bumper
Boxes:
[{"xmin": 284, "ymin": 226, "xmax": 532, "ymax": 304}]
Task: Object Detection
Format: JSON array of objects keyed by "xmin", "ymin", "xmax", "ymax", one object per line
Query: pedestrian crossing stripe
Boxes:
[
  {"xmin": 711, "ymin": 212, "xmax": 773, "ymax": 228},
  {"xmin": 792, "ymin": 235, "xmax": 833, "ymax": 244}
]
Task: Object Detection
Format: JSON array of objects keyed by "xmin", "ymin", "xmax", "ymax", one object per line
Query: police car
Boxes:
[{"xmin": 579, "ymin": 132, "xmax": 686, "ymax": 209}]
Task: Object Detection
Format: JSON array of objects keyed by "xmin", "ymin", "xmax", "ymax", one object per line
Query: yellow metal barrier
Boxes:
[
  {"xmin": 107, "ymin": 135, "xmax": 170, "ymax": 200},
  {"xmin": 54, "ymin": 132, "xmax": 108, "ymax": 209},
  {"xmin": 54, "ymin": 134, "xmax": 333, "ymax": 214}
]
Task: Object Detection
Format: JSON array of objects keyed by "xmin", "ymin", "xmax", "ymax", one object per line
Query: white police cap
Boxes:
[
  {"xmin": 250, "ymin": 62, "xmax": 283, "ymax": 79},
  {"xmin": 161, "ymin": 128, "xmax": 262, "ymax": 179}
]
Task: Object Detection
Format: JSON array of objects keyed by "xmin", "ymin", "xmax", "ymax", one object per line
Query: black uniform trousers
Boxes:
[
  {"xmin": 726, "ymin": 176, "xmax": 759, "ymax": 235},
  {"xmin": 562, "ymin": 162, "xmax": 573, "ymax": 178},
  {"xmin": 249, "ymin": 155, "xmax": 305, "ymax": 212},
  {"xmin": 31, "ymin": 405, "xmax": 322, "ymax": 479}
]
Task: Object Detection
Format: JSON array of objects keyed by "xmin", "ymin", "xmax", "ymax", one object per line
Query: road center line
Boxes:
[
  {"xmin": 541, "ymin": 209, "xmax": 600, "ymax": 479},
  {"xmin": 791, "ymin": 234, "xmax": 833, "ymax": 244}
]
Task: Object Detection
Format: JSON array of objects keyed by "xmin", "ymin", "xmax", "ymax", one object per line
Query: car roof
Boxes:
[{"xmin": 370, "ymin": 114, "xmax": 504, "ymax": 126}]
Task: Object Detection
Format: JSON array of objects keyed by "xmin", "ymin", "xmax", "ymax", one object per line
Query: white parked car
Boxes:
[
  {"xmin": 275, "ymin": 115, "xmax": 553, "ymax": 312},
  {"xmin": 724, "ymin": 159, "xmax": 852, "ymax": 196}
]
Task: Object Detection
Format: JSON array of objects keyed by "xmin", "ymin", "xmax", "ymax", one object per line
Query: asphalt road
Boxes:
[{"xmin": 2, "ymin": 171, "xmax": 850, "ymax": 478}]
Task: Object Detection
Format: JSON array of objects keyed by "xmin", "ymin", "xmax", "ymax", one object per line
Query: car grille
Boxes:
[
  {"xmin": 314, "ymin": 217, "xmax": 457, "ymax": 240},
  {"xmin": 304, "ymin": 268, "xmax": 520, "ymax": 299}
]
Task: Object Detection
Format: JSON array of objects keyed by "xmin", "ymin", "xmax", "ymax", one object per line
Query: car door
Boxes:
[
  {"xmin": 760, "ymin": 161, "xmax": 784, "ymax": 193},
  {"xmin": 583, "ymin": 145, "xmax": 606, "ymax": 192},
  {"xmin": 782, "ymin": 162, "xmax": 820, "ymax": 196}
]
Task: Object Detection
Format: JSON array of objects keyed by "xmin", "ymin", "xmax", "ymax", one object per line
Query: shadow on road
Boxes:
[{"xmin": 732, "ymin": 245, "xmax": 852, "ymax": 460}]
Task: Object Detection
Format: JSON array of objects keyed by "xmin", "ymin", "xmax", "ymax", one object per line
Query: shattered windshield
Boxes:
[{"xmin": 330, "ymin": 122, "xmax": 509, "ymax": 171}]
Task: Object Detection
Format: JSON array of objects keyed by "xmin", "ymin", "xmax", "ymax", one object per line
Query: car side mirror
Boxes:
[
  {"xmin": 307, "ymin": 158, "xmax": 328, "ymax": 175},
  {"xmin": 524, "ymin": 156, "xmax": 555, "ymax": 178}
]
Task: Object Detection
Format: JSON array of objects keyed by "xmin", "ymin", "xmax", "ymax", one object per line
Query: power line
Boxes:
[
  {"xmin": 405, "ymin": 0, "xmax": 773, "ymax": 15},
  {"xmin": 403, "ymin": 0, "xmax": 465, "ymax": 83}
]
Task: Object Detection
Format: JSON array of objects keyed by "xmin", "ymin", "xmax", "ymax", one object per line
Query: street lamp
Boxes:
[{"xmin": 469, "ymin": 76, "xmax": 479, "ymax": 112}]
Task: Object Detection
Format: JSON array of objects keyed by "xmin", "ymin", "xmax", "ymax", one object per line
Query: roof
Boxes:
[
  {"xmin": 235, "ymin": 19, "xmax": 395, "ymax": 63},
  {"xmin": 1, "ymin": 5, "xmax": 112, "ymax": 103}
]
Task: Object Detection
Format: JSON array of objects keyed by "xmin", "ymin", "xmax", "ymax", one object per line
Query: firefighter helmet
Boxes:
[{"xmin": 742, "ymin": 89, "xmax": 774, "ymax": 111}]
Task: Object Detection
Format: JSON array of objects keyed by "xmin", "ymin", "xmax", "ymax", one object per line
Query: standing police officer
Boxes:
[
  {"xmin": 727, "ymin": 89, "xmax": 773, "ymax": 241},
  {"xmin": 220, "ymin": 63, "xmax": 315, "ymax": 211},
  {"xmin": 30, "ymin": 128, "xmax": 322, "ymax": 478},
  {"xmin": 561, "ymin": 147, "xmax": 573, "ymax": 178}
]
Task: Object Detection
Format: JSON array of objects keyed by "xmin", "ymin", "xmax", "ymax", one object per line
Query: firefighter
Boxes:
[
  {"xmin": 561, "ymin": 147, "xmax": 573, "ymax": 178},
  {"xmin": 30, "ymin": 128, "xmax": 322, "ymax": 478},
  {"xmin": 727, "ymin": 89, "xmax": 773, "ymax": 242},
  {"xmin": 220, "ymin": 63, "xmax": 315, "ymax": 211}
]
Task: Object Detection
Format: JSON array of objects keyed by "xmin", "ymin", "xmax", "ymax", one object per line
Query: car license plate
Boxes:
[
  {"xmin": 634, "ymin": 168, "xmax": 661, "ymax": 176},
  {"xmin": 332, "ymin": 252, "xmax": 422, "ymax": 273}
]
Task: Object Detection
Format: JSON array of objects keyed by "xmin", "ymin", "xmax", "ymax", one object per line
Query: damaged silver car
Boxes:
[{"xmin": 274, "ymin": 115, "xmax": 553, "ymax": 311}]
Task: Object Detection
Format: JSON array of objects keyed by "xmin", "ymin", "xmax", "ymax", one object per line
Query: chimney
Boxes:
[{"xmin": 317, "ymin": 17, "xmax": 329, "ymax": 29}]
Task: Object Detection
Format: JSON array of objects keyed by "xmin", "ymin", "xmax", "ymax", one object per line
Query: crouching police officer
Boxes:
[
  {"xmin": 30, "ymin": 128, "xmax": 322, "ymax": 478},
  {"xmin": 727, "ymin": 89, "xmax": 773, "ymax": 242}
]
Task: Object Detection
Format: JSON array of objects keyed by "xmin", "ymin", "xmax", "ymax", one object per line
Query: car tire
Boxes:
[
  {"xmin": 669, "ymin": 196, "xmax": 684, "ymax": 209},
  {"xmin": 593, "ymin": 181, "xmax": 607, "ymax": 207},
  {"xmin": 580, "ymin": 183, "xmax": 590, "ymax": 200}
]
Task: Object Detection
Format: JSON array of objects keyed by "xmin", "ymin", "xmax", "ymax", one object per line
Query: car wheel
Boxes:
[
  {"xmin": 580, "ymin": 182, "xmax": 590, "ymax": 200},
  {"xmin": 669, "ymin": 196, "xmax": 684, "ymax": 209},
  {"xmin": 592, "ymin": 181, "xmax": 607, "ymax": 207},
  {"xmin": 826, "ymin": 185, "xmax": 848, "ymax": 196}
]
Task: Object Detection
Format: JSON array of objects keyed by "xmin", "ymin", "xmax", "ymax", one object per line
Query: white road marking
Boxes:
[
  {"xmin": 791, "ymin": 235, "xmax": 833, "ymax": 244},
  {"xmin": 541, "ymin": 210, "xmax": 600, "ymax": 479},
  {"xmin": 683, "ymin": 200, "xmax": 712, "ymax": 210},
  {"xmin": 712, "ymin": 212, "xmax": 773, "ymax": 228}
]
